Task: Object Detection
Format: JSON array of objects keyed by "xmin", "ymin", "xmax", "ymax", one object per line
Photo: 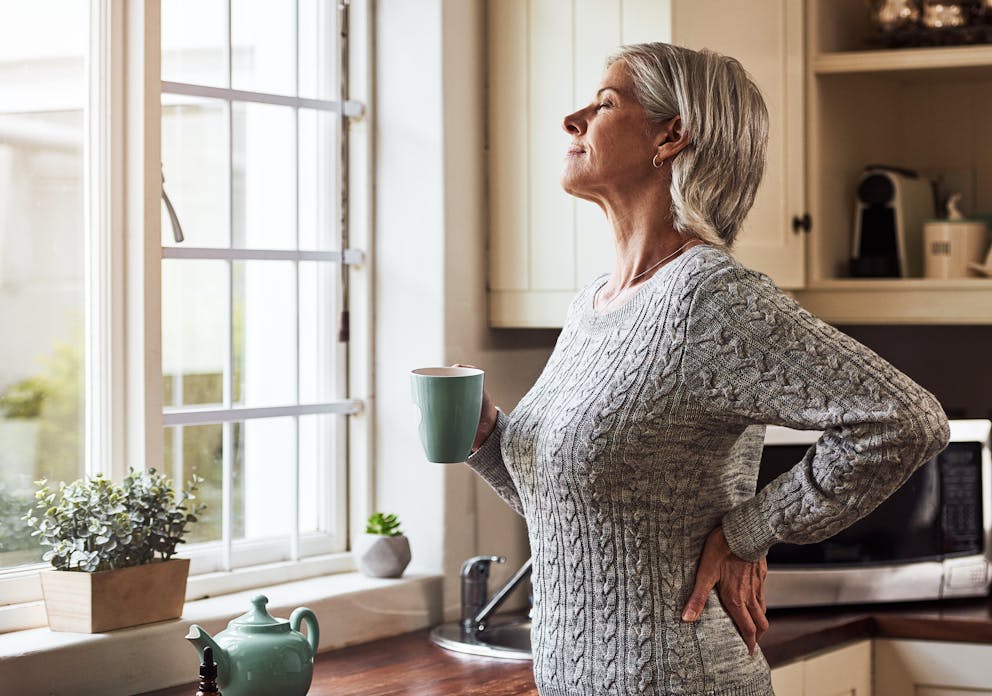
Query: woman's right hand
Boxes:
[{"xmin": 452, "ymin": 363, "xmax": 497, "ymax": 453}]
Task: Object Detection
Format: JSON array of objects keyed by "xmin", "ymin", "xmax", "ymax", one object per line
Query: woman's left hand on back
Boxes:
[{"xmin": 680, "ymin": 525, "xmax": 768, "ymax": 656}]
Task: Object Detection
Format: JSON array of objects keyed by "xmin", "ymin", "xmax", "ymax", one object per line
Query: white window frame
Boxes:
[
  {"xmin": 159, "ymin": 0, "xmax": 361, "ymax": 576},
  {"xmin": 0, "ymin": 0, "xmax": 374, "ymax": 634}
]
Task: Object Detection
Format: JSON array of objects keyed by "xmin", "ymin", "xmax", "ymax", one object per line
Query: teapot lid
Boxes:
[{"xmin": 229, "ymin": 595, "xmax": 289, "ymax": 633}]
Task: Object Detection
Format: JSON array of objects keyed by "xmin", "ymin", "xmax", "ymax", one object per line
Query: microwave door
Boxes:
[
  {"xmin": 759, "ymin": 420, "xmax": 991, "ymax": 608},
  {"xmin": 758, "ymin": 444, "xmax": 945, "ymax": 566}
]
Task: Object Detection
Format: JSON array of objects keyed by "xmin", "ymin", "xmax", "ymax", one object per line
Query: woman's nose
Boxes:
[{"xmin": 562, "ymin": 109, "xmax": 585, "ymax": 135}]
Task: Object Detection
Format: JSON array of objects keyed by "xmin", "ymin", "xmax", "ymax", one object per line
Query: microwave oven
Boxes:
[{"xmin": 759, "ymin": 419, "xmax": 991, "ymax": 608}]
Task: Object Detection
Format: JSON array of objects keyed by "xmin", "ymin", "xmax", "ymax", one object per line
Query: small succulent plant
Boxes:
[
  {"xmin": 364, "ymin": 512, "xmax": 403, "ymax": 537},
  {"xmin": 23, "ymin": 468, "xmax": 205, "ymax": 572}
]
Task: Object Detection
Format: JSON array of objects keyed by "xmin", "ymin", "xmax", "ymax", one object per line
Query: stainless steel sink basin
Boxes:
[{"xmin": 430, "ymin": 612, "xmax": 532, "ymax": 660}]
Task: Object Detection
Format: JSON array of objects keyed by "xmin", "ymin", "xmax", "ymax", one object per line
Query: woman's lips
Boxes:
[{"xmin": 566, "ymin": 147, "xmax": 586, "ymax": 156}]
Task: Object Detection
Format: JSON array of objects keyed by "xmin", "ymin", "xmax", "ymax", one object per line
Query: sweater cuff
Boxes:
[
  {"xmin": 466, "ymin": 408, "xmax": 508, "ymax": 470},
  {"xmin": 721, "ymin": 498, "xmax": 777, "ymax": 563}
]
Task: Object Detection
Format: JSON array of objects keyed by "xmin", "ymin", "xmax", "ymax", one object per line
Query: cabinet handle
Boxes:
[{"xmin": 791, "ymin": 213, "xmax": 812, "ymax": 234}]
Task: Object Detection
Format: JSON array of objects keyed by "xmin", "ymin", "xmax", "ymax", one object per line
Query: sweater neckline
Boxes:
[{"xmin": 581, "ymin": 244, "xmax": 713, "ymax": 331}]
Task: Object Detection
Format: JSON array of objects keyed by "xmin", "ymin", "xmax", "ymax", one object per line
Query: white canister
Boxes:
[
  {"xmin": 923, "ymin": 194, "xmax": 989, "ymax": 279},
  {"xmin": 923, "ymin": 220, "xmax": 988, "ymax": 278}
]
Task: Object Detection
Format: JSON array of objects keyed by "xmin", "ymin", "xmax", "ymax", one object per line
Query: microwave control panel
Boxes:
[{"xmin": 941, "ymin": 442, "xmax": 984, "ymax": 557}]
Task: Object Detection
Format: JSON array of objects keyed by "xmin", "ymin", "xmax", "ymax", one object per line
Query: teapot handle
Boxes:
[{"xmin": 290, "ymin": 607, "xmax": 320, "ymax": 658}]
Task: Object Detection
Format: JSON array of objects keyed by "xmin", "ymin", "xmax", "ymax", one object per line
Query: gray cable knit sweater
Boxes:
[{"xmin": 466, "ymin": 244, "xmax": 950, "ymax": 696}]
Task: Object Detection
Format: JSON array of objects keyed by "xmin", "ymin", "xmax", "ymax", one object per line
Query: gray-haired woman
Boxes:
[{"xmin": 460, "ymin": 42, "xmax": 949, "ymax": 695}]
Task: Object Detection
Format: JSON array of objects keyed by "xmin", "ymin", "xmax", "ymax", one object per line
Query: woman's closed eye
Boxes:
[{"xmin": 595, "ymin": 100, "xmax": 613, "ymax": 112}]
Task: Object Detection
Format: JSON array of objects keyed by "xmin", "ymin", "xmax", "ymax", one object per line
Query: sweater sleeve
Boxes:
[
  {"xmin": 465, "ymin": 408, "xmax": 524, "ymax": 516},
  {"xmin": 682, "ymin": 264, "xmax": 951, "ymax": 562}
]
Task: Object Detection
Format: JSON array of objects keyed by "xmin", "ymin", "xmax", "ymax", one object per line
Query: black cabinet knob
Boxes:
[{"xmin": 792, "ymin": 213, "xmax": 812, "ymax": 233}]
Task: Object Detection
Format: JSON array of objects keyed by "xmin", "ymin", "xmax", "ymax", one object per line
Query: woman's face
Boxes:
[{"xmin": 560, "ymin": 60, "xmax": 665, "ymax": 203}]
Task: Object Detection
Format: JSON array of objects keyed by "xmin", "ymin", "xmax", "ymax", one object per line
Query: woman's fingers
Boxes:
[
  {"xmin": 682, "ymin": 528, "xmax": 726, "ymax": 622},
  {"xmin": 758, "ymin": 558, "xmax": 768, "ymax": 614},
  {"xmin": 684, "ymin": 526, "xmax": 770, "ymax": 657},
  {"xmin": 749, "ymin": 559, "xmax": 769, "ymax": 642},
  {"xmin": 757, "ymin": 559, "xmax": 768, "ymax": 615},
  {"xmin": 747, "ymin": 599, "xmax": 769, "ymax": 645},
  {"xmin": 747, "ymin": 570, "xmax": 769, "ymax": 641},
  {"xmin": 681, "ymin": 576, "xmax": 714, "ymax": 622},
  {"xmin": 720, "ymin": 589, "xmax": 758, "ymax": 656},
  {"xmin": 716, "ymin": 554, "xmax": 770, "ymax": 656}
]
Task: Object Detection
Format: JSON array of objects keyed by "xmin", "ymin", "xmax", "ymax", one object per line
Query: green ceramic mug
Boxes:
[{"xmin": 410, "ymin": 366, "xmax": 484, "ymax": 463}]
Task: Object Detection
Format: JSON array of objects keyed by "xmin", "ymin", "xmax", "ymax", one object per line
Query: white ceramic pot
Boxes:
[{"xmin": 353, "ymin": 534, "xmax": 411, "ymax": 578}]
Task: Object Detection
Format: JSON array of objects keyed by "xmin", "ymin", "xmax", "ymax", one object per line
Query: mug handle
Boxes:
[{"xmin": 290, "ymin": 607, "xmax": 320, "ymax": 658}]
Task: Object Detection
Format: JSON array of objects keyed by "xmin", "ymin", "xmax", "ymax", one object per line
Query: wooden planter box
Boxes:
[{"xmin": 40, "ymin": 557, "xmax": 190, "ymax": 633}]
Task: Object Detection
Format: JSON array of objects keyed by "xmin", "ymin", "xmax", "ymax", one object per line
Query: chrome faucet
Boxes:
[{"xmin": 460, "ymin": 555, "xmax": 533, "ymax": 634}]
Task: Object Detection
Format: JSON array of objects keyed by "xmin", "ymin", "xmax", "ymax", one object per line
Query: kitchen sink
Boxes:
[{"xmin": 430, "ymin": 612, "xmax": 532, "ymax": 660}]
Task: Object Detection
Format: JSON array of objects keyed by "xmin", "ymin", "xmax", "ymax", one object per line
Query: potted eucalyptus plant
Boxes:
[
  {"xmin": 353, "ymin": 512, "xmax": 411, "ymax": 578},
  {"xmin": 23, "ymin": 467, "xmax": 204, "ymax": 633}
]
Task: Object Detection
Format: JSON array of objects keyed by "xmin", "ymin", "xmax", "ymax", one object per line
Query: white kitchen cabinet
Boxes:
[
  {"xmin": 771, "ymin": 659, "xmax": 804, "ymax": 695},
  {"xmin": 488, "ymin": 0, "xmax": 672, "ymax": 327},
  {"xmin": 672, "ymin": 0, "xmax": 807, "ymax": 289},
  {"xmin": 874, "ymin": 639, "xmax": 992, "ymax": 696},
  {"xmin": 770, "ymin": 639, "xmax": 873, "ymax": 696},
  {"xmin": 487, "ymin": 0, "xmax": 992, "ymax": 326}
]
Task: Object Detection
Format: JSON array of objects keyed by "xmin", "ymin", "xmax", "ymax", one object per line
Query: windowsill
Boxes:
[{"xmin": 0, "ymin": 570, "xmax": 444, "ymax": 695}]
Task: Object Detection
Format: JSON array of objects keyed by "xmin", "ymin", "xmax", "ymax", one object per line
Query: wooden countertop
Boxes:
[{"xmin": 144, "ymin": 595, "xmax": 992, "ymax": 696}]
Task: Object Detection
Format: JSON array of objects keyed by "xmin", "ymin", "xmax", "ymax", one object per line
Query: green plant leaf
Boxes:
[{"xmin": 25, "ymin": 467, "xmax": 206, "ymax": 571}]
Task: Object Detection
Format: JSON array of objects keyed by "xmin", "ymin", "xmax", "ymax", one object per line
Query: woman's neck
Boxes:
[
  {"xmin": 599, "ymin": 194, "xmax": 697, "ymax": 286},
  {"xmin": 591, "ymin": 204, "xmax": 706, "ymax": 314}
]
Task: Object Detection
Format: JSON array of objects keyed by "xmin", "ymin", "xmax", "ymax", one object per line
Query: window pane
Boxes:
[
  {"xmin": 161, "ymin": 0, "xmax": 228, "ymax": 88},
  {"xmin": 299, "ymin": 262, "xmax": 339, "ymax": 405},
  {"xmin": 163, "ymin": 423, "xmax": 227, "ymax": 544},
  {"xmin": 0, "ymin": 0, "xmax": 87, "ymax": 568},
  {"xmin": 298, "ymin": 109, "xmax": 338, "ymax": 251},
  {"xmin": 298, "ymin": 0, "xmax": 338, "ymax": 101},
  {"xmin": 235, "ymin": 417, "xmax": 295, "ymax": 540},
  {"xmin": 232, "ymin": 102, "xmax": 296, "ymax": 250},
  {"xmin": 299, "ymin": 414, "xmax": 336, "ymax": 534},
  {"xmin": 233, "ymin": 261, "xmax": 296, "ymax": 406},
  {"xmin": 163, "ymin": 260, "xmax": 228, "ymax": 407},
  {"xmin": 232, "ymin": 0, "xmax": 296, "ymax": 96},
  {"xmin": 162, "ymin": 96, "xmax": 229, "ymax": 248}
]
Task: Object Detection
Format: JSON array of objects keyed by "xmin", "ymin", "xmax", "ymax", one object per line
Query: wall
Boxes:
[
  {"xmin": 837, "ymin": 324, "xmax": 992, "ymax": 421},
  {"xmin": 374, "ymin": 0, "xmax": 552, "ymax": 619}
]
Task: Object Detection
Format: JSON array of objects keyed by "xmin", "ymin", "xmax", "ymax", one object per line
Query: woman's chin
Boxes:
[{"xmin": 559, "ymin": 175, "xmax": 589, "ymax": 199}]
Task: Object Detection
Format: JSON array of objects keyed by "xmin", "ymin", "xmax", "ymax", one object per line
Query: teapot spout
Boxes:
[{"xmin": 185, "ymin": 624, "xmax": 229, "ymax": 684}]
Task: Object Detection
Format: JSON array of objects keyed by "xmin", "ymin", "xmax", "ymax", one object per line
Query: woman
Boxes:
[{"xmin": 461, "ymin": 43, "xmax": 949, "ymax": 695}]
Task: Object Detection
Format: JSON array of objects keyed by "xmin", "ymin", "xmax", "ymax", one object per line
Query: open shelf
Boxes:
[
  {"xmin": 814, "ymin": 45, "xmax": 992, "ymax": 79},
  {"xmin": 807, "ymin": 278, "xmax": 992, "ymax": 291},
  {"xmin": 792, "ymin": 281, "xmax": 992, "ymax": 324}
]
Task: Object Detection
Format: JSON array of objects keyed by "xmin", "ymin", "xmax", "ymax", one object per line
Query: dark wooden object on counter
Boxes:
[{"xmin": 144, "ymin": 596, "xmax": 992, "ymax": 696}]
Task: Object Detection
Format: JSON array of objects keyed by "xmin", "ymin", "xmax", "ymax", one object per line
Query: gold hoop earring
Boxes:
[{"xmin": 652, "ymin": 154, "xmax": 664, "ymax": 169}]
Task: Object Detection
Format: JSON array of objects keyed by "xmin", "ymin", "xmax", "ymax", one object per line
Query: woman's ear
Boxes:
[{"xmin": 655, "ymin": 115, "xmax": 689, "ymax": 161}]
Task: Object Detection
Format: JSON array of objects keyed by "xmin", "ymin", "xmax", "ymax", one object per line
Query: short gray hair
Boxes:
[{"xmin": 607, "ymin": 43, "xmax": 769, "ymax": 249}]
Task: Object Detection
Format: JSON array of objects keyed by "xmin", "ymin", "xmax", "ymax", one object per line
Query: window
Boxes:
[
  {"xmin": 160, "ymin": 0, "xmax": 358, "ymax": 575},
  {"xmin": 0, "ymin": 0, "xmax": 369, "ymax": 633},
  {"xmin": 0, "ymin": 2, "xmax": 88, "ymax": 569}
]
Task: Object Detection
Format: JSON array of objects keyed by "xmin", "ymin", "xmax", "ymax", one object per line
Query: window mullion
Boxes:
[
  {"xmin": 222, "ymin": 421, "xmax": 233, "ymax": 572},
  {"xmin": 124, "ymin": 0, "xmax": 163, "ymax": 479},
  {"xmin": 222, "ymin": 258, "xmax": 233, "ymax": 572},
  {"xmin": 84, "ymin": 0, "xmax": 127, "ymax": 481},
  {"xmin": 84, "ymin": 0, "xmax": 105, "ymax": 478},
  {"xmin": 221, "ymin": 0, "xmax": 235, "ymax": 572},
  {"xmin": 291, "ymin": 0, "xmax": 302, "ymax": 562}
]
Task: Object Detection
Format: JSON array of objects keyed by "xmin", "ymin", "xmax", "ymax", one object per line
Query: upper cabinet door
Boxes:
[
  {"xmin": 488, "ymin": 0, "xmax": 671, "ymax": 328},
  {"xmin": 672, "ymin": 0, "xmax": 807, "ymax": 288}
]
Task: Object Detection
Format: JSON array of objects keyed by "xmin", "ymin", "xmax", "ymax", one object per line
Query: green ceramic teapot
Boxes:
[{"xmin": 186, "ymin": 594, "xmax": 319, "ymax": 696}]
